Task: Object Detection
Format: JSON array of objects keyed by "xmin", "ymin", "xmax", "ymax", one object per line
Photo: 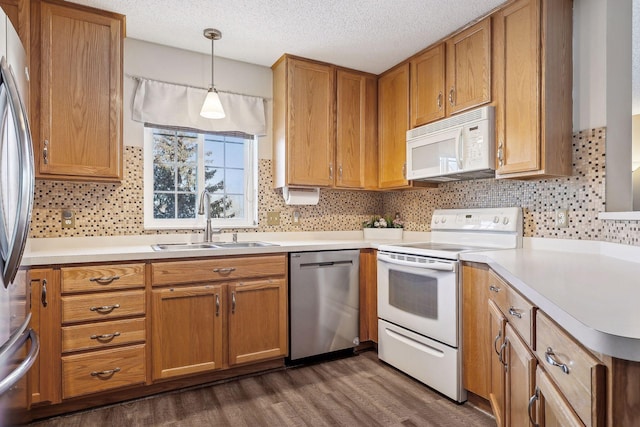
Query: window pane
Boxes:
[
  {"xmin": 226, "ymin": 194, "xmax": 244, "ymax": 218},
  {"xmin": 206, "ymin": 193, "xmax": 226, "ymax": 218},
  {"xmin": 154, "ymin": 163, "xmax": 175, "ymax": 191},
  {"xmin": 154, "ymin": 193, "xmax": 175, "ymax": 219},
  {"xmin": 225, "ymin": 169, "xmax": 244, "ymax": 194},
  {"xmin": 204, "ymin": 140, "xmax": 224, "ymax": 167},
  {"xmin": 225, "ymin": 142, "xmax": 244, "ymax": 168},
  {"xmin": 177, "ymin": 193, "xmax": 196, "ymax": 219},
  {"xmin": 177, "ymin": 164, "xmax": 197, "ymax": 192},
  {"xmin": 205, "ymin": 167, "xmax": 224, "ymax": 194},
  {"xmin": 176, "ymin": 138, "xmax": 197, "ymax": 163},
  {"xmin": 153, "ymin": 134, "xmax": 175, "ymax": 163}
]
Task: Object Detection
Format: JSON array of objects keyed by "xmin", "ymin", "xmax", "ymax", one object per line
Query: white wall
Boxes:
[{"xmin": 123, "ymin": 38, "xmax": 273, "ymax": 159}]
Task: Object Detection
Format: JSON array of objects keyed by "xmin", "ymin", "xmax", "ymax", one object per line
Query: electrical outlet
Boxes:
[
  {"xmin": 267, "ymin": 211, "xmax": 281, "ymax": 226},
  {"xmin": 62, "ymin": 209, "xmax": 75, "ymax": 229},
  {"xmin": 556, "ymin": 209, "xmax": 568, "ymax": 228},
  {"xmin": 292, "ymin": 210, "xmax": 301, "ymax": 225}
]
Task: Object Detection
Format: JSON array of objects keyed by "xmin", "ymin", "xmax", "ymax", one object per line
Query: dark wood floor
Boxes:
[{"xmin": 31, "ymin": 351, "xmax": 495, "ymax": 426}]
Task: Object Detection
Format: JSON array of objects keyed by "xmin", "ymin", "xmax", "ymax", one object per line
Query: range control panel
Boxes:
[{"xmin": 431, "ymin": 207, "xmax": 522, "ymax": 233}]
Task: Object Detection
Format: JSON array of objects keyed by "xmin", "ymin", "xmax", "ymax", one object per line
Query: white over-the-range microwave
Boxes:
[{"xmin": 406, "ymin": 105, "xmax": 495, "ymax": 182}]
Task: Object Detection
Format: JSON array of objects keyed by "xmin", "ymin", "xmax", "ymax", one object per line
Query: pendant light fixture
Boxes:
[{"xmin": 200, "ymin": 28, "xmax": 225, "ymax": 119}]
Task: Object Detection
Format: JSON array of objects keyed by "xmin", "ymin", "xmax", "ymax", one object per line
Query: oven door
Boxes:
[{"xmin": 377, "ymin": 251, "xmax": 458, "ymax": 347}]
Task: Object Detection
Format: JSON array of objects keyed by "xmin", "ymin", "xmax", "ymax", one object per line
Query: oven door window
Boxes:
[{"xmin": 389, "ymin": 270, "xmax": 437, "ymax": 319}]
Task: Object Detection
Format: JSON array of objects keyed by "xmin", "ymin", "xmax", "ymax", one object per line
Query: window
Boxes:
[{"xmin": 143, "ymin": 126, "xmax": 257, "ymax": 229}]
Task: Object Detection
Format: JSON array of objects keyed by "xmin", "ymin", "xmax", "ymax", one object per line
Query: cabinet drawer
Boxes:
[
  {"xmin": 62, "ymin": 318, "xmax": 146, "ymax": 353},
  {"xmin": 152, "ymin": 254, "xmax": 286, "ymax": 286},
  {"xmin": 62, "ymin": 264, "xmax": 145, "ymax": 293},
  {"xmin": 535, "ymin": 311, "xmax": 605, "ymax": 427},
  {"xmin": 62, "ymin": 290, "xmax": 145, "ymax": 324},
  {"xmin": 62, "ymin": 344, "xmax": 146, "ymax": 399},
  {"xmin": 488, "ymin": 270, "xmax": 535, "ymax": 347}
]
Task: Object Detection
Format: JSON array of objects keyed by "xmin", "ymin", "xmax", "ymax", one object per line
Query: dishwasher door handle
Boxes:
[{"xmin": 300, "ymin": 260, "xmax": 353, "ymax": 268}]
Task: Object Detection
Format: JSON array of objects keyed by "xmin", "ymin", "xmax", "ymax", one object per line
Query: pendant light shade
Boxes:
[{"xmin": 200, "ymin": 28, "xmax": 225, "ymax": 119}]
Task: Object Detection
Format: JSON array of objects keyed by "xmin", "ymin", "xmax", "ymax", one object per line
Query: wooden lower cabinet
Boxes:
[
  {"xmin": 359, "ymin": 248, "xmax": 378, "ymax": 343},
  {"xmin": 504, "ymin": 323, "xmax": 536, "ymax": 427},
  {"xmin": 228, "ymin": 279, "xmax": 287, "ymax": 366},
  {"xmin": 488, "ymin": 300, "xmax": 507, "ymax": 427},
  {"xmin": 533, "ymin": 366, "xmax": 584, "ymax": 427},
  {"xmin": 151, "ymin": 285, "xmax": 224, "ymax": 380}
]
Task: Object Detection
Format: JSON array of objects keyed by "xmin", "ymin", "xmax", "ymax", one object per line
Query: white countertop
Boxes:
[
  {"xmin": 461, "ymin": 238, "xmax": 640, "ymax": 362},
  {"xmin": 24, "ymin": 232, "xmax": 640, "ymax": 361}
]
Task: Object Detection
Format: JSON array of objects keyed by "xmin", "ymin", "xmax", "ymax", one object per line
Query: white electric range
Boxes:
[{"xmin": 376, "ymin": 207, "xmax": 522, "ymax": 402}]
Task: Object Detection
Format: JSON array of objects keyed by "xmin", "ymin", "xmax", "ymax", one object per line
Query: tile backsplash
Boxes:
[{"xmin": 29, "ymin": 126, "xmax": 640, "ymax": 246}]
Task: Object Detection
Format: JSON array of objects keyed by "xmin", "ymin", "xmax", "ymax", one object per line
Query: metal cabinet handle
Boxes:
[
  {"xmin": 545, "ymin": 347, "xmax": 570, "ymax": 374},
  {"xmin": 90, "ymin": 332, "xmax": 121, "ymax": 341},
  {"xmin": 498, "ymin": 140, "xmax": 504, "ymax": 167},
  {"xmin": 90, "ymin": 304, "xmax": 120, "ymax": 313},
  {"xmin": 402, "ymin": 163, "xmax": 407, "ymax": 179},
  {"xmin": 231, "ymin": 291, "xmax": 236, "ymax": 314},
  {"xmin": 213, "ymin": 267, "xmax": 236, "ymax": 274},
  {"xmin": 528, "ymin": 387, "xmax": 540, "ymax": 427},
  {"xmin": 91, "ymin": 367, "xmax": 121, "ymax": 377},
  {"xmin": 339, "ymin": 165, "xmax": 343, "ymax": 180},
  {"xmin": 448, "ymin": 87, "xmax": 455, "ymax": 106},
  {"xmin": 89, "ymin": 276, "xmax": 120, "ymax": 284},
  {"xmin": 41, "ymin": 279, "xmax": 48, "ymax": 308},
  {"xmin": 43, "ymin": 140, "xmax": 49, "ymax": 164},
  {"xmin": 215, "ymin": 294, "xmax": 220, "ymax": 317},
  {"xmin": 499, "ymin": 338, "xmax": 508, "ymax": 367},
  {"xmin": 437, "ymin": 91, "xmax": 443, "ymax": 110},
  {"xmin": 329, "ymin": 163, "xmax": 334, "ymax": 179},
  {"xmin": 493, "ymin": 330, "xmax": 502, "ymax": 357},
  {"xmin": 489, "ymin": 285, "xmax": 501, "ymax": 293},
  {"xmin": 508, "ymin": 307, "xmax": 522, "ymax": 319}
]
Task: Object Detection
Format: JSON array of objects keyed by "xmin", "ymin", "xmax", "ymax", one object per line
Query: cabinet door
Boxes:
[
  {"xmin": 336, "ymin": 69, "xmax": 377, "ymax": 189},
  {"xmin": 494, "ymin": 0, "xmax": 540, "ymax": 175},
  {"xmin": 228, "ymin": 279, "xmax": 287, "ymax": 366},
  {"xmin": 286, "ymin": 58, "xmax": 335, "ymax": 187},
  {"xmin": 489, "ymin": 300, "xmax": 507, "ymax": 427},
  {"xmin": 38, "ymin": 1, "xmax": 123, "ymax": 181},
  {"xmin": 533, "ymin": 367, "xmax": 584, "ymax": 427},
  {"xmin": 411, "ymin": 43, "xmax": 445, "ymax": 127},
  {"xmin": 378, "ymin": 63, "xmax": 410, "ymax": 189},
  {"xmin": 359, "ymin": 248, "xmax": 377, "ymax": 343},
  {"xmin": 504, "ymin": 323, "xmax": 536, "ymax": 427},
  {"xmin": 462, "ymin": 262, "xmax": 490, "ymax": 399},
  {"xmin": 151, "ymin": 285, "xmax": 223, "ymax": 380},
  {"xmin": 28, "ymin": 268, "xmax": 61, "ymax": 406},
  {"xmin": 446, "ymin": 18, "xmax": 491, "ymax": 115}
]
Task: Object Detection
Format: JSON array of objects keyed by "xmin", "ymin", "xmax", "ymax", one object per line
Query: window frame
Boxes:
[{"xmin": 143, "ymin": 126, "xmax": 258, "ymax": 230}]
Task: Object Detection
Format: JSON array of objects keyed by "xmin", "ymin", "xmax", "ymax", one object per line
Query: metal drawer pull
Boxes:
[
  {"xmin": 215, "ymin": 294, "xmax": 220, "ymax": 316},
  {"xmin": 90, "ymin": 304, "xmax": 120, "ymax": 313},
  {"xmin": 90, "ymin": 332, "xmax": 121, "ymax": 341},
  {"xmin": 231, "ymin": 291, "xmax": 236, "ymax": 314},
  {"xmin": 499, "ymin": 338, "xmax": 508, "ymax": 367},
  {"xmin": 545, "ymin": 347, "xmax": 570, "ymax": 374},
  {"xmin": 489, "ymin": 285, "xmax": 500, "ymax": 293},
  {"xmin": 213, "ymin": 267, "xmax": 236, "ymax": 274},
  {"xmin": 493, "ymin": 331, "xmax": 502, "ymax": 357},
  {"xmin": 91, "ymin": 367, "xmax": 121, "ymax": 377},
  {"xmin": 41, "ymin": 279, "xmax": 48, "ymax": 307},
  {"xmin": 89, "ymin": 275, "xmax": 120, "ymax": 284},
  {"xmin": 528, "ymin": 387, "xmax": 540, "ymax": 427},
  {"xmin": 508, "ymin": 307, "xmax": 522, "ymax": 318}
]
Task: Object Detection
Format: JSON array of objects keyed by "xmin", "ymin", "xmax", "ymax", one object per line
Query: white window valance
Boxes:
[{"xmin": 132, "ymin": 78, "xmax": 267, "ymax": 136}]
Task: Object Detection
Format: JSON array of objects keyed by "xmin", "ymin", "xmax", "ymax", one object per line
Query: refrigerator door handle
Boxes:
[
  {"xmin": 0, "ymin": 56, "xmax": 34, "ymax": 288},
  {"xmin": 0, "ymin": 329, "xmax": 39, "ymax": 395},
  {"xmin": 0, "ymin": 313, "xmax": 30, "ymax": 361}
]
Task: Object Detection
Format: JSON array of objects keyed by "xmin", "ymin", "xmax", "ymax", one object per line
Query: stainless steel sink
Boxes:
[
  {"xmin": 151, "ymin": 242, "xmax": 221, "ymax": 251},
  {"xmin": 213, "ymin": 241, "xmax": 278, "ymax": 248},
  {"xmin": 151, "ymin": 241, "xmax": 278, "ymax": 251}
]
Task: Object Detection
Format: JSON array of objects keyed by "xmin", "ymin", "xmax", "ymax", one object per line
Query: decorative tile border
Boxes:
[{"xmin": 28, "ymin": 127, "xmax": 640, "ymax": 246}]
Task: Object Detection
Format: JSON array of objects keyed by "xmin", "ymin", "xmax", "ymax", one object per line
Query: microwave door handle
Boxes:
[
  {"xmin": 378, "ymin": 254, "xmax": 455, "ymax": 272},
  {"xmin": 456, "ymin": 127, "xmax": 464, "ymax": 170}
]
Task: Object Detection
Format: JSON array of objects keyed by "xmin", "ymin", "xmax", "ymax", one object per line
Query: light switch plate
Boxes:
[
  {"xmin": 292, "ymin": 210, "xmax": 301, "ymax": 225},
  {"xmin": 267, "ymin": 211, "xmax": 280, "ymax": 226}
]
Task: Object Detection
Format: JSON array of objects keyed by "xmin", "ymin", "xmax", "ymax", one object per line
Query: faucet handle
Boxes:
[{"xmin": 232, "ymin": 232, "xmax": 238, "ymax": 243}]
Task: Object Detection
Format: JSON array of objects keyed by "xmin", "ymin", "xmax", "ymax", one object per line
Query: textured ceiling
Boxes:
[{"xmin": 66, "ymin": 0, "xmax": 505, "ymax": 74}]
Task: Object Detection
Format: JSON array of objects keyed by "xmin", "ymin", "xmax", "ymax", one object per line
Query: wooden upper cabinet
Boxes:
[
  {"xmin": 446, "ymin": 18, "xmax": 491, "ymax": 116},
  {"xmin": 272, "ymin": 55, "xmax": 335, "ymax": 188},
  {"xmin": 378, "ymin": 63, "xmax": 410, "ymax": 189},
  {"xmin": 411, "ymin": 43, "xmax": 446, "ymax": 127},
  {"xmin": 494, "ymin": 0, "xmax": 572, "ymax": 179},
  {"xmin": 336, "ymin": 69, "xmax": 378, "ymax": 189},
  {"xmin": 36, "ymin": 1, "xmax": 124, "ymax": 181}
]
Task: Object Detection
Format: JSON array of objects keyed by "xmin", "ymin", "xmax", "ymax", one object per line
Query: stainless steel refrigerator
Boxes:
[{"xmin": 0, "ymin": 8, "xmax": 38, "ymax": 425}]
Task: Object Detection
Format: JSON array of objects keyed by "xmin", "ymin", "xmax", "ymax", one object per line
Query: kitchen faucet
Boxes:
[{"xmin": 198, "ymin": 190, "xmax": 220, "ymax": 242}]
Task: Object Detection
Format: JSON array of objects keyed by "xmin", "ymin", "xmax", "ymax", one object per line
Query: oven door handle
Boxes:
[{"xmin": 378, "ymin": 254, "xmax": 455, "ymax": 272}]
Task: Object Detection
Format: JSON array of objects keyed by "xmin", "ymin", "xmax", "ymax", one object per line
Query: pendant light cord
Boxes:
[{"xmin": 211, "ymin": 36, "xmax": 215, "ymax": 90}]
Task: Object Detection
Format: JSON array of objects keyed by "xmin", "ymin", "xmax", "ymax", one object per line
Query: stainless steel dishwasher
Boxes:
[{"xmin": 289, "ymin": 250, "xmax": 360, "ymax": 361}]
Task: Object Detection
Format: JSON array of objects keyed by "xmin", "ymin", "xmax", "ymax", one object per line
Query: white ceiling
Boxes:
[{"xmin": 67, "ymin": 0, "xmax": 505, "ymax": 75}]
